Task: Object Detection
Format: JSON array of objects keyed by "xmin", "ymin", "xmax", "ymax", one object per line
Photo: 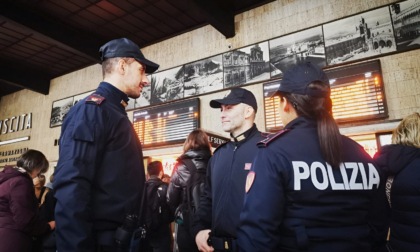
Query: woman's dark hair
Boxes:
[
  {"xmin": 183, "ymin": 129, "xmax": 212, "ymax": 154},
  {"xmin": 16, "ymin": 149, "xmax": 49, "ymax": 174},
  {"xmin": 279, "ymin": 81, "xmax": 342, "ymax": 168}
]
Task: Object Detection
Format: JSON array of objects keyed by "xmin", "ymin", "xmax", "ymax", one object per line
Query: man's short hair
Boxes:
[{"xmin": 147, "ymin": 161, "xmax": 163, "ymax": 176}]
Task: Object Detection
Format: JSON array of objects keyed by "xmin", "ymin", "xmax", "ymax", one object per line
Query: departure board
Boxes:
[
  {"xmin": 264, "ymin": 60, "xmax": 387, "ymax": 132},
  {"xmin": 133, "ymin": 98, "xmax": 200, "ymax": 148}
]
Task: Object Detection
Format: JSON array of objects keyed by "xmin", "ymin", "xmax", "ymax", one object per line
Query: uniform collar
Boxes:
[
  {"xmin": 284, "ymin": 116, "xmax": 317, "ymax": 130},
  {"xmin": 230, "ymin": 123, "xmax": 258, "ymax": 142},
  {"xmin": 97, "ymin": 82, "xmax": 130, "ymax": 109}
]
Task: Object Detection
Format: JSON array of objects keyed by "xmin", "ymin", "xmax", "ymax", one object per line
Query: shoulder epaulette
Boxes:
[
  {"xmin": 85, "ymin": 94, "xmax": 105, "ymax": 105},
  {"xmin": 257, "ymin": 129, "xmax": 290, "ymax": 148}
]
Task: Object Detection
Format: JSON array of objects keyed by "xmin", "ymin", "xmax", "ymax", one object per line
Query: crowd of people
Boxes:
[{"xmin": 0, "ymin": 37, "xmax": 418, "ymax": 252}]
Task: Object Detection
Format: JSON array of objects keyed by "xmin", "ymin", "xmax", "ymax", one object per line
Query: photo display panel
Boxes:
[
  {"xmin": 133, "ymin": 98, "xmax": 200, "ymax": 148},
  {"xmin": 263, "ymin": 60, "xmax": 387, "ymax": 132}
]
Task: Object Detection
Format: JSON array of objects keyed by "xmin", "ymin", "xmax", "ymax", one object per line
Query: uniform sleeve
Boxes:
[
  {"xmin": 237, "ymin": 147, "xmax": 287, "ymax": 251},
  {"xmin": 54, "ymin": 106, "xmax": 106, "ymax": 251},
  {"xmin": 9, "ymin": 178, "xmax": 50, "ymax": 235},
  {"xmin": 191, "ymin": 157, "xmax": 213, "ymax": 237}
]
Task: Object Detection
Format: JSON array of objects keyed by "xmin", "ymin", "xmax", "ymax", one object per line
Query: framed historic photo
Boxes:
[
  {"xmin": 324, "ymin": 6, "xmax": 396, "ymax": 66},
  {"xmin": 150, "ymin": 66, "xmax": 184, "ymax": 105},
  {"xmin": 50, "ymin": 96, "xmax": 74, "ymax": 128},
  {"xmin": 184, "ymin": 55, "xmax": 224, "ymax": 97},
  {"xmin": 390, "ymin": 0, "xmax": 420, "ymax": 52},
  {"xmin": 269, "ymin": 26, "xmax": 326, "ymax": 78}
]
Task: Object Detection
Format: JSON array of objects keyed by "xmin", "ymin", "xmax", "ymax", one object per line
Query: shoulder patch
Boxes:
[
  {"xmin": 86, "ymin": 94, "xmax": 105, "ymax": 105},
  {"xmin": 257, "ymin": 129, "xmax": 290, "ymax": 148}
]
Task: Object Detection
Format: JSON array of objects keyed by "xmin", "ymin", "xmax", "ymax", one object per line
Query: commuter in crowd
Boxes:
[
  {"xmin": 162, "ymin": 174, "xmax": 171, "ymax": 184},
  {"xmin": 167, "ymin": 129, "xmax": 212, "ymax": 252},
  {"xmin": 237, "ymin": 62, "xmax": 383, "ymax": 251},
  {"xmin": 145, "ymin": 161, "xmax": 172, "ymax": 252},
  {"xmin": 193, "ymin": 87, "xmax": 266, "ymax": 251},
  {"xmin": 0, "ymin": 149, "xmax": 55, "ymax": 252},
  {"xmin": 38, "ymin": 174, "xmax": 57, "ymax": 252},
  {"xmin": 54, "ymin": 37, "xmax": 159, "ymax": 252},
  {"xmin": 374, "ymin": 112, "xmax": 420, "ymax": 251},
  {"xmin": 33, "ymin": 174, "xmax": 46, "ymax": 204}
]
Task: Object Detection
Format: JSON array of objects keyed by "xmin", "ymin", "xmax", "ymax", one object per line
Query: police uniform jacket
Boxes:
[
  {"xmin": 54, "ymin": 82, "xmax": 145, "ymax": 251},
  {"xmin": 237, "ymin": 117, "xmax": 383, "ymax": 252},
  {"xmin": 374, "ymin": 144, "xmax": 420, "ymax": 252},
  {"xmin": 192, "ymin": 124, "xmax": 265, "ymax": 239}
]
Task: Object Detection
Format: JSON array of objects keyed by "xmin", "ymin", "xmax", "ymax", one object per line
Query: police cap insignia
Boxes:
[
  {"xmin": 257, "ymin": 129, "xmax": 290, "ymax": 148},
  {"xmin": 86, "ymin": 94, "xmax": 105, "ymax": 105}
]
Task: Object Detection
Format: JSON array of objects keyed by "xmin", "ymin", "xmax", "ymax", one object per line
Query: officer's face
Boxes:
[
  {"xmin": 124, "ymin": 60, "xmax": 149, "ymax": 99},
  {"xmin": 220, "ymin": 103, "xmax": 248, "ymax": 135}
]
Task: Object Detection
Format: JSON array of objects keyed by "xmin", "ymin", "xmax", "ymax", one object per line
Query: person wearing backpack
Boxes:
[
  {"xmin": 167, "ymin": 129, "xmax": 212, "ymax": 252},
  {"xmin": 145, "ymin": 161, "xmax": 172, "ymax": 252}
]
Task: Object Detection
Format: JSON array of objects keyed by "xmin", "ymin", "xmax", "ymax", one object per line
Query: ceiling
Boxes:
[{"xmin": 0, "ymin": 0, "xmax": 275, "ymax": 99}]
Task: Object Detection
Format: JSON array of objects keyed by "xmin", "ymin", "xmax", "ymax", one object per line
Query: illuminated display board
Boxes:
[
  {"xmin": 133, "ymin": 98, "xmax": 199, "ymax": 148},
  {"xmin": 264, "ymin": 60, "xmax": 387, "ymax": 132}
]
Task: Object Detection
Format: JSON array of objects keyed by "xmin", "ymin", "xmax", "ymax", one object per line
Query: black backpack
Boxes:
[
  {"xmin": 145, "ymin": 180, "xmax": 171, "ymax": 231},
  {"xmin": 182, "ymin": 159, "xmax": 206, "ymax": 216}
]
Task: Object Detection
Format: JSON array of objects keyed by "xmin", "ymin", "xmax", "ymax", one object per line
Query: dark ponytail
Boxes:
[{"xmin": 279, "ymin": 81, "xmax": 342, "ymax": 168}]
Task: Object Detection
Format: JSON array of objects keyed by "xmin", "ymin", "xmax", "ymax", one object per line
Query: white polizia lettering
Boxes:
[{"xmin": 292, "ymin": 161, "xmax": 380, "ymax": 190}]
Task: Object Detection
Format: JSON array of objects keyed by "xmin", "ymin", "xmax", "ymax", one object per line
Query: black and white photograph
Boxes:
[
  {"xmin": 133, "ymin": 83, "xmax": 151, "ymax": 108},
  {"xmin": 73, "ymin": 90, "xmax": 92, "ymax": 106},
  {"xmin": 269, "ymin": 26, "xmax": 326, "ymax": 78},
  {"xmin": 150, "ymin": 66, "xmax": 184, "ymax": 105},
  {"xmin": 390, "ymin": 0, "xmax": 420, "ymax": 52},
  {"xmin": 324, "ymin": 6, "xmax": 396, "ymax": 66},
  {"xmin": 223, "ymin": 42, "xmax": 271, "ymax": 88},
  {"xmin": 184, "ymin": 55, "xmax": 223, "ymax": 97},
  {"xmin": 50, "ymin": 97, "xmax": 73, "ymax": 128}
]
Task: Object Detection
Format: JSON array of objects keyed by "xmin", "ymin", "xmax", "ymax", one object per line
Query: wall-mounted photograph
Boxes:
[
  {"xmin": 223, "ymin": 42, "xmax": 271, "ymax": 88},
  {"xmin": 390, "ymin": 0, "xmax": 420, "ymax": 52},
  {"xmin": 50, "ymin": 97, "xmax": 73, "ymax": 128},
  {"xmin": 133, "ymin": 84, "xmax": 151, "ymax": 108},
  {"xmin": 184, "ymin": 55, "xmax": 223, "ymax": 97},
  {"xmin": 150, "ymin": 66, "xmax": 184, "ymax": 105},
  {"xmin": 324, "ymin": 6, "xmax": 396, "ymax": 66},
  {"xmin": 269, "ymin": 26, "xmax": 326, "ymax": 78}
]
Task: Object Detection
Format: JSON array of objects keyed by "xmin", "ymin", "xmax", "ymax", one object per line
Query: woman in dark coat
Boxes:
[
  {"xmin": 374, "ymin": 112, "xmax": 420, "ymax": 252},
  {"xmin": 167, "ymin": 129, "xmax": 212, "ymax": 252},
  {"xmin": 0, "ymin": 149, "xmax": 55, "ymax": 252}
]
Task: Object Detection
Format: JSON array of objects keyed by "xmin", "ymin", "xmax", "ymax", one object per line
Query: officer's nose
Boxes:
[{"xmin": 141, "ymin": 74, "xmax": 150, "ymax": 86}]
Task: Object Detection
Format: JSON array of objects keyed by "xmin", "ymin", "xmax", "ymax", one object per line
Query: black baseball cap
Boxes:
[
  {"xmin": 277, "ymin": 62, "xmax": 330, "ymax": 97},
  {"xmin": 210, "ymin": 87, "xmax": 258, "ymax": 112},
  {"xmin": 99, "ymin": 38, "xmax": 159, "ymax": 74}
]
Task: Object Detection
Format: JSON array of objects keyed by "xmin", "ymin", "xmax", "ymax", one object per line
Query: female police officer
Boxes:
[{"xmin": 237, "ymin": 62, "xmax": 385, "ymax": 251}]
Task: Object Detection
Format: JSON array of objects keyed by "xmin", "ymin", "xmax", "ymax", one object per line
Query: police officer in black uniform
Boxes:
[
  {"xmin": 237, "ymin": 62, "xmax": 384, "ymax": 251},
  {"xmin": 54, "ymin": 38, "xmax": 159, "ymax": 252},
  {"xmin": 192, "ymin": 88, "xmax": 266, "ymax": 252}
]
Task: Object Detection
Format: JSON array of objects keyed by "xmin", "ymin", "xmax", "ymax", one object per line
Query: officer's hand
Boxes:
[
  {"xmin": 48, "ymin": 221, "xmax": 56, "ymax": 230},
  {"xmin": 196, "ymin": 229, "xmax": 214, "ymax": 252}
]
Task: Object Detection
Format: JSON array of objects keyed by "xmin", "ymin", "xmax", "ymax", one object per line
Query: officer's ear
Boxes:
[{"xmin": 116, "ymin": 58, "xmax": 127, "ymax": 75}]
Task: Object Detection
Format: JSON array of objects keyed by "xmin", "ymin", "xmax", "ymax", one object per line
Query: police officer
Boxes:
[
  {"xmin": 192, "ymin": 87, "xmax": 266, "ymax": 252},
  {"xmin": 237, "ymin": 62, "xmax": 384, "ymax": 251},
  {"xmin": 54, "ymin": 38, "xmax": 159, "ymax": 252}
]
